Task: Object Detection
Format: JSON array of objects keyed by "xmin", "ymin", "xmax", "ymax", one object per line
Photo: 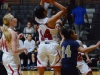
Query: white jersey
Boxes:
[
  {"xmin": 36, "ymin": 17, "xmax": 61, "ymax": 67},
  {"xmin": 2, "ymin": 28, "xmax": 21, "ymax": 75},
  {"xmin": 2, "ymin": 28, "xmax": 15, "ymax": 55},
  {"xmin": 36, "ymin": 17, "xmax": 58, "ymax": 43},
  {"xmin": 76, "ymin": 40, "xmax": 92, "ymax": 75}
]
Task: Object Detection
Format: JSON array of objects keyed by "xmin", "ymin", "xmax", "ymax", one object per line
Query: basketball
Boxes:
[{"xmin": 44, "ymin": 0, "xmax": 50, "ymax": 3}]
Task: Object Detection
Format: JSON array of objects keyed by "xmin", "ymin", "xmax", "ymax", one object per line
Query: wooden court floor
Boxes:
[{"xmin": 22, "ymin": 71, "xmax": 100, "ymax": 75}]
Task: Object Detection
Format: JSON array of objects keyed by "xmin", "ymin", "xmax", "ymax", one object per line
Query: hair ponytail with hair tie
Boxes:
[{"xmin": 2, "ymin": 14, "xmax": 13, "ymax": 48}]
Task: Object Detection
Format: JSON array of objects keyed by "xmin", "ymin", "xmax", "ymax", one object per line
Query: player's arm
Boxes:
[
  {"xmin": 0, "ymin": 39, "xmax": 2, "ymax": 50},
  {"xmin": 78, "ymin": 41, "xmax": 100, "ymax": 53},
  {"xmin": 40, "ymin": 0, "xmax": 44, "ymax": 6},
  {"xmin": 60, "ymin": 37, "xmax": 65, "ymax": 46},
  {"xmin": 84, "ymin": 52, "xmax": 92, "ymax": 63},
  {"xmin": 11, "ymin": 31, "xmax": 28, "ymax": 54},
  {"xmin": 47, "ymin": 0, "xmax": 66, "ymax": 28}
]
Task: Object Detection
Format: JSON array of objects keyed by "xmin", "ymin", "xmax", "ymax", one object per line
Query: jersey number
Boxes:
[
  {"xmin": 40, "ymin": 29, "xmax": 52, "ymax": 41},
  {"xmin": 2, "ymin": 39, "xmax": 8, "ymax": 52},
  {"xmin": 77, "ymin": 53, "xmax": 83, "ymax": 61},
  {"xmin": 62, "ymin": 45, "xmax": 71, "ymax": 58}
]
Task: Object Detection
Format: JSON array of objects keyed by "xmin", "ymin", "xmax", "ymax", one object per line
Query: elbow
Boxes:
[
  {"xmin": 79, "ymin": 50, "xmax": 85, "ymax": 53},
  {"xmin": 61, "ymin": 7, "xmax": 66, "ymax": 13},
  {"xmin": 63, "ymin": 7, "xmax": 66, "ymax": 13},
  {"xmin": 78, "ymin": 49, "xmax": 87, "ymax": 53}
]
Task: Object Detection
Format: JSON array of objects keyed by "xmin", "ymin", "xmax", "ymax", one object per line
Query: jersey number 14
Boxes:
[{"xmin": 62, "ymin": 45, "xmax": 71, "ymax": 58}]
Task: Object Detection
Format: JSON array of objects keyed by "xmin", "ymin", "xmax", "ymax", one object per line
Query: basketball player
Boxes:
[
  {"xmin": 0, "ymin": 14, "xmax": 28, "ymax": 75},
  {"xmin": 77, "ymin": 40, "xmax": 93, "ymax": 75},
  {"xmin": 34, "ymin": 0, "xmax": 66, "ymax": 75},
  {"xmin": 55, "ymin": 22, "xmax": 93, "ymax": 75},
  {"xmin": 60, "ymin": 27, "xmax": 100, "ymax": 75}
]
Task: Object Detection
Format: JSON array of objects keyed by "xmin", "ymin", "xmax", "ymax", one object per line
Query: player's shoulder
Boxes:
[{"xmin": 10, "ymin": 30, "xmax": 16, "ymax": 36}]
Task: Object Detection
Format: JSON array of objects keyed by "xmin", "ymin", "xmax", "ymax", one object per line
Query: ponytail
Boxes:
[{"xmin": 2, "ymin": 14, "xmax": 13, "ymax": 48}]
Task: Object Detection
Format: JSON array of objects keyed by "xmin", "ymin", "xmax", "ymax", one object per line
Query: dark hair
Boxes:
[
  {"xmin": 27, "ymin": 21, "xmax": 32, "ymax": 25},
  {"xmin": 8, "ymin": 5, "xmax": 12, "ymax": 9},
  {"xmin": 34, "ymin": 5, "xmax": 46, "ymax": 19},
  {"xmin": 60, "ymin": 27, "xmax": 74, "ymax": 39},
  {"xmin": 27, "ymin": 33, "xmax": 33, "ymax": 37}
]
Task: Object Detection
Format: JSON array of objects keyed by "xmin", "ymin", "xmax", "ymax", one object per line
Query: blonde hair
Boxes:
[{"xmin": 3, "ymin": 13, "xmax": 14, "ymax": 47}]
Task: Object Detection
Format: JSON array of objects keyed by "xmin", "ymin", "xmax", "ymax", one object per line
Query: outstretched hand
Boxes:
[
  {"xmin": 86, "ymin": 58, "xmax": 92, "ymax": 63},
  {"xmin": 96, "ymin": 41, "xmax": 100, "ymax": 47}
]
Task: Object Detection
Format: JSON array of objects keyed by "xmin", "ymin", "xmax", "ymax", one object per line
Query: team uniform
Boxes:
[
  {"xmin": 35, "ymin": 17, "xmax": 61, "ymax": 68},
  {"xmin": 2, "ymin": 28, "xmax": 21, "ymax": 75},
  {"xmin": 61, "ymin": 39, "xmax": 80, "ymax": 75},
  {"xmin": 77, "ymin": 40, "xmax": 92, "ymax": 75}
]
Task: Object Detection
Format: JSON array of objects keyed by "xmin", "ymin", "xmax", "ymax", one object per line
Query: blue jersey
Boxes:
[{"xmin": 61, "ymin": 39, "xmax": 80, "ymax": 67}]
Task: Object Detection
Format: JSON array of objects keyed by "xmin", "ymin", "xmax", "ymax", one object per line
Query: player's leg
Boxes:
[
  {"xmin": 49, "ymin": 43, "xmax": 61, "ymax": 75},
  {"xmin": 38, "ymin": 67, "xmax": 46, "ymax": 75},
  {"xmin": 53, "ymin": 67, "xmax": 61, "ymax": 75},
  {"xmin": 78, "ymin": 60, "xmax": 92, "ymax": 75},
  {"xmin": 37, "ymin": 44, "xmax": 48, "ymax": 75},
  {"xmin": 86, "ymin": 72, "xmax": 93, "ymax": 75}
]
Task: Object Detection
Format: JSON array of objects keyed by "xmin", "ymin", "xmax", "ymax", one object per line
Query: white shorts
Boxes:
[
  {"xmin": 37, "ymin": 42, "xmax": 61, "ymax": 68},
  {"xmin": 77, "ymin": 60, "xmax": 92, "ymax": 75},
  {"xmin": 2, "ymin": 53, "xmax": 21, "ymax": 75}
]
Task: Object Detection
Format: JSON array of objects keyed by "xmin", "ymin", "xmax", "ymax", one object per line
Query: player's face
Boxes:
[
  {"xmin": 71, "ymin": 30, "xmax": 77, "ymax": 40},
  {"xmin": 27, "ymin": 35, "xmax": 32, "ymax": 41},
  {"xmin": 55, "ymin": 24, "xmax": 62, "ymax": 32},
  {"xmin": 10, "ymin": 18, "xmax": 17, "ymax": 27}
]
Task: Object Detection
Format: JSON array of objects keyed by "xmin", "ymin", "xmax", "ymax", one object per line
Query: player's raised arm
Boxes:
[
  {"xmin": 40, "ymin": 0, "xmax": 44, "ymax": 6},
  {"xmin": 47, "ymin": 0, "xmax": 66, "ymax": 28}
]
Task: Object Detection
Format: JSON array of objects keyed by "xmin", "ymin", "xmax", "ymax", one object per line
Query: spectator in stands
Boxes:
[
  {"xmin": 0, "ymin": 0, "xmax": 1, "ymax": 9},
  {"xmin": 16, "ymin": 31, "xmax": 24, "ymax": 48},
  {"xmin": 31, "ymin": 48, "xmax": 38, "ymax": 69},
  {"xmin": 14, "ymin": 18, "xmax": 21, "ymax": 31},
  {"xmin": 5, "ymin": 5, "xmax": 15, "ymax": 16},
  {"xmin": 21, "ymin": 34, "xmax": 35, "ymax": 70},
  {"xmin": 68, "ymin": 0, "xmax": 76, "ymax": 29},
  {"xmin": 51, "ymin": 8, "xmax": 57, "ymax": 16},
  {"xmin": 33, "ymin": 23, "xmax": 39, "ymax": 42},
  {"xmin": 23, "ymin": 21, "xmax": 34, "ymax": 39},
  {"xmin": 0, "ymin": 0, "xmax": 5, "ymax": 9},
  {"xmin": 71, "ymin": 2, "xmax": 89, "ymax": 40}
]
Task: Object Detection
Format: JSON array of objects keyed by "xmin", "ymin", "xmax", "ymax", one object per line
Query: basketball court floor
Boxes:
[{"xmin": 22, "ymin": 71, "xmax": 100, "ymax": 75}]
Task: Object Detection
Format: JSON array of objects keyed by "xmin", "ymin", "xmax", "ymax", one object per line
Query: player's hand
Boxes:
[
  {"xmin": 86, "ymin": 58, "xmax": 92, "ymax": 63},
  {"xmin": 50, "ymin": 0, "xmax": 54, "ymax": 4},
  {"xmin": 96, "ymin": 41, "xmax": 100, "ymax": 47},
  {"xmin": 18, "ymin": 33, "xmax": 23, "ymax": 39}
]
